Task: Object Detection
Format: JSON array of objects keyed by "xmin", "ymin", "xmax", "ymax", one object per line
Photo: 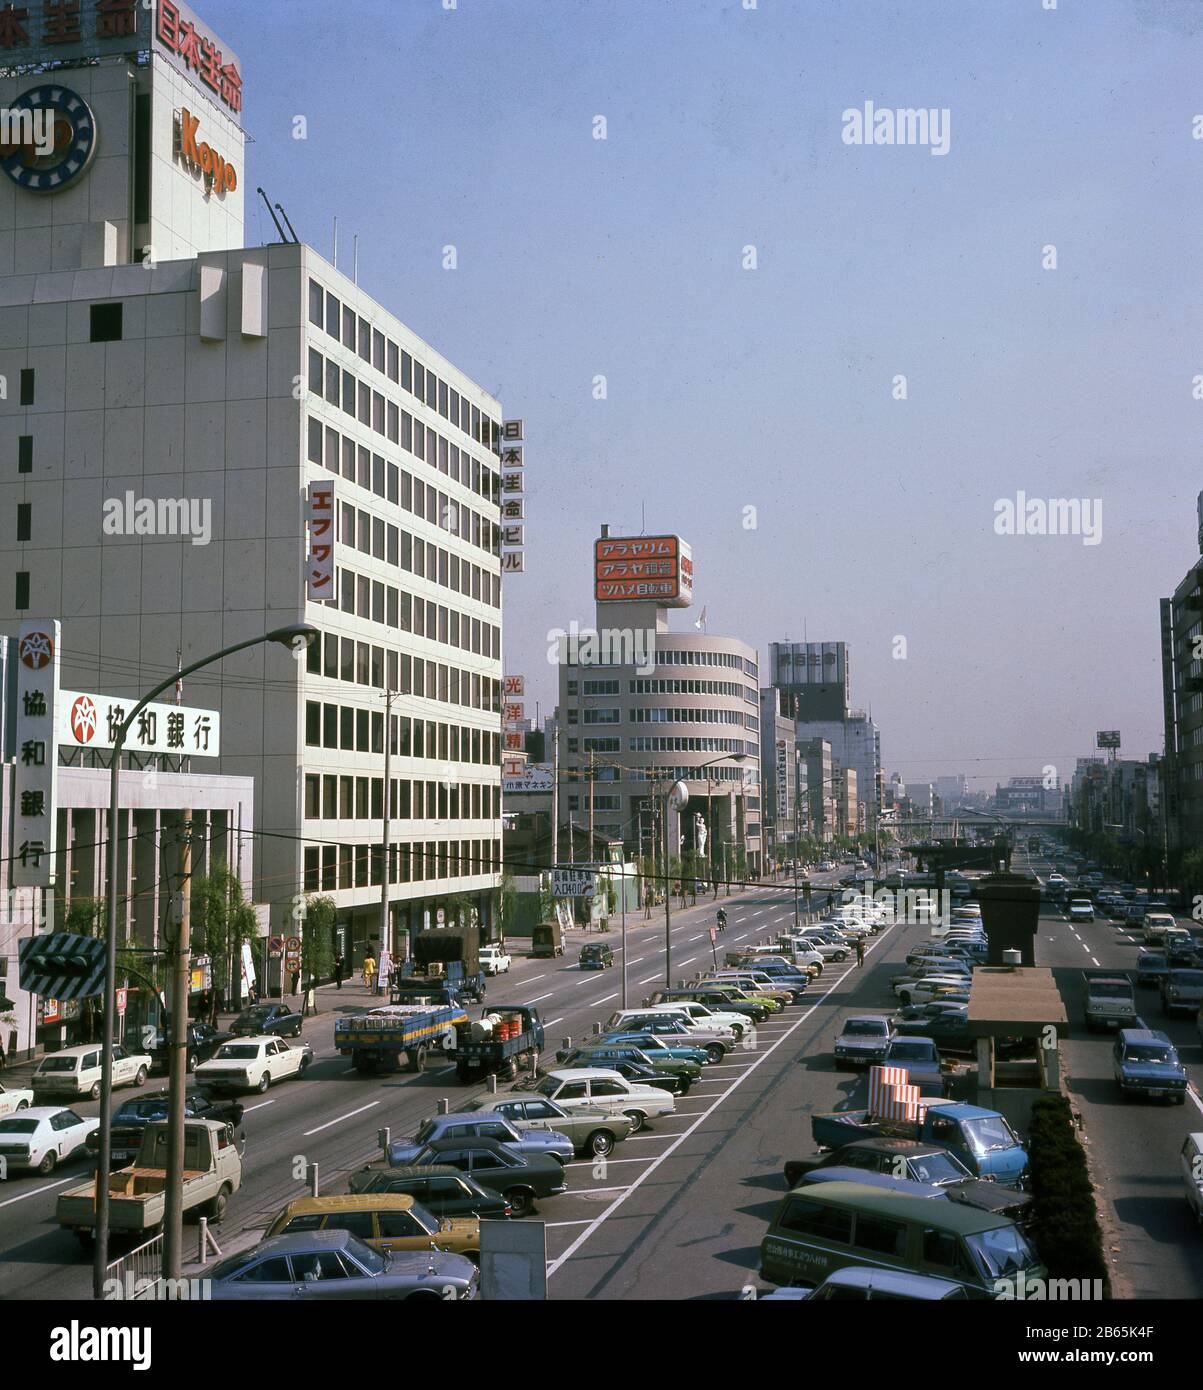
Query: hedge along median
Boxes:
[{"xmin": 1027, "ymin": 1095, "xmax": 1111, "ymax": 1294}]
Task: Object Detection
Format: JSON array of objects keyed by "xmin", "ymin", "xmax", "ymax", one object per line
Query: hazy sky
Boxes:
[{"xmin": 206, "ymin": 0, "xmax": 1203, "ymax": 788}]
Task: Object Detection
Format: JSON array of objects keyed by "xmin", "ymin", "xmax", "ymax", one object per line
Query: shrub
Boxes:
[{"xmin": 1026, "ymin": 1095, "xmax": 1110, "ymax": 1292}]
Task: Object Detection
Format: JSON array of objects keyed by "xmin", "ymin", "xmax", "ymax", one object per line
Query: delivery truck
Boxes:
[
  {"xmin": 449, "ymin": 1004, "xmax": 546, "ymax": 1083},
  {"xmin": 336, "ymin": 1002, "xmax": 469, "ymax": 1074}
]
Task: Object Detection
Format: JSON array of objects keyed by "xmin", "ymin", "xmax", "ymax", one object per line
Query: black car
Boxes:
[
  {"xmin": 347, "ymin": 1162, "xmax": 511, "ymax": 1219},
  {"xmin": 579, "ymin": 944, "xmax": 614, "ymax": 970},
  {"xmin": 230, "ymin": 1003, "xmax": 303, "ymax": 1038},
  {"xmin": 151, "ymin": 1021, "xmax": 233, "ymax": 1073},
  {"xmin": 86, "ymin": 1090, "xmax": 244, "ymax": 1166},
  {"xmin": 400, "ymin": 1136, "xmax": 567, "ymax": 1217}
]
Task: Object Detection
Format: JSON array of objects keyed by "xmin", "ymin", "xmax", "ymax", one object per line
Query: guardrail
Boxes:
[{"xmin": 104, "ymin": 1232, "xmax": 164, "ymax": 1299}]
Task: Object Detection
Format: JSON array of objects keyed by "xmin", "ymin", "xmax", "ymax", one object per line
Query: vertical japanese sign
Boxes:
[
  {"xmin": 776, "ymin": 740, "xmax": 788, "ymax": 820},
  {"xmin": 500, "ymin": 420, "xmax": 524, "ymax": 574},
  {"xmin": 502, "ymin": 673, "xmax": 526, "ymax": 770},
  {"xmin": 13, "ymin": 620, "xmax": 61, "ymax": 889},
  {"xmin": 307, "ymin": 480, "xmax": 336, "ymax": 601}
]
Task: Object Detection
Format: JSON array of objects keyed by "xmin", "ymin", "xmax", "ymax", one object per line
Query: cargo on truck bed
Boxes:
[{"xmin": 336, "ymin": 1003, "xmax": 468, "ymax": 1074}]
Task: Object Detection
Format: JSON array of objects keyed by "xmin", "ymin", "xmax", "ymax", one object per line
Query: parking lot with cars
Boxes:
[{"xmin": 1, "ymin": 858, "xmax": 1200, "ymax": 1301}]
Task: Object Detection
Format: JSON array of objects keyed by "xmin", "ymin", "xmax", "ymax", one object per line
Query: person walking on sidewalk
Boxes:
[
  {"xmin": 855, "ymin": 937, "xmax": 865, "ymax": 968},
  {"xmin": 290, "ymin": 966, "xmax": 301, "ymax": 997},
  {"xmin": 333, "ymin": 953, "xmax": 345, "ymax": 990},
  {"xmin": 362, "ymin": 952, "xmax": 376, "ymax": 991}
]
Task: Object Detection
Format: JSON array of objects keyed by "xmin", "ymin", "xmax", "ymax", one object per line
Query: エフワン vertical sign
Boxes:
[
  {"xmin": 13, "ymin": 620, "xmax": 61, "ymax": 888},
  {"xmin": 307, "ymin": 480, "xmax": 335, "ymax": 600}
]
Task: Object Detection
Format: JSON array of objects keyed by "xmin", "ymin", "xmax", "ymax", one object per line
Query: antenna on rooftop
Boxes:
[
  {"xmin": 256, "ymin": 188, "xmax": 286, "ymax": 242},
  {"xmin": 275, "ymin": 203, "xmax": 299, "ymax": 244}
]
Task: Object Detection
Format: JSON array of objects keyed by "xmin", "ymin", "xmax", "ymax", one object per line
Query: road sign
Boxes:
[
  {"xmin": 18, "ymin": 932, "xmax": 106, "ymax": 1001},
  {"xmin": 268, "ymin": 935, "xmax": 283, "ymax": 957},
  {"xmin": 115, "ymin": 987, "xmax": 127, "ymax": 1015}
]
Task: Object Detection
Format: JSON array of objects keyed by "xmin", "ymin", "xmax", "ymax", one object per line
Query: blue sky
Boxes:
[{"xmin": 204, "ymin": 0, "xmax": 1202, "ymax": 787}]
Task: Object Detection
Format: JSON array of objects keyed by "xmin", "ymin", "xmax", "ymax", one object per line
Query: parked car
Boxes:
[
  {"xmin": 833, "ymin": 1016, "xmax": 893, "ymax": 1069},
  {"xmin": 603, "ymin": 1010, "xmax": 733, "ymax": 1056},
  {"xmin": 579, "ymin": 943, "xmax": 614, "ymax": 970},
  {"xmin": 594, "ymin": 1030, "xmax": 712, "ymax": 1069},
  {"xmin": 386, "ymin": 1111, "xmax": 574, "ymax": 1166},
  {"xmin": 0, "ymin": 1107, "xmax": 98, "ymax": 1175},
  {"xmin": 894, "ymin": 975, "xmax": 970, "ymax": 1007},
  {"xmin": 395, "ymin": 1136, "xmax": 568, "ymax": 1217},
  {"xmin": 460, "ymin": 1094, "xmax": 631, "ymax": 1157},
  {"xmin": 265, "ymin": 1193, "xmax": 480, "ymax": 1260},
  {"xmin": 635, "ymin": 1000, "xmax": 748, "ymax": 1040},
  {"xmin": 32, "ymin": 1043, "xmax": 152, "ymax": 1103},
  {"xmin": 1161, "ymin": 968, "xmax": 1203, "ymax": 1018},
  {"xmin": 348, "ymin": 1162, "xmax": 511, "ymax": 1219},
  {"xmin": 207, "ymin": 1229, "xmax": 478, "ymax": 1300},
  {"xmin": 550, "ymin": 1053, "xmax": 689, "ymax": 1097},
  {"xmin": 194, "ymin": 1036, "xmax": 313, "ymax": 1095},
  {"xmin": 229, "ymin": 1003, "xmax": 303, "ymax": 1039},
  {"xmin": 882, "ymin": 1037, "xmax": 946, "ymax": 1094},
  {"xmin": 557, "ymin": 1043, "xmax": 700, "ymax": 1088},
  {"xmin": 151, "ymin": 1021, "xmax": 233, "ymax": 1073},
  {"xmin": 0, "ymin": 1082, "xmax": 33, "ymax": 1117},
  {"xmin": 1181, "ymin": 1133, "xmax": 1203, "ymax": 1231},
  {"xmin": 478, "ymin": 945, "xmax": 512, "ymax": 976},
  {"xmin": 86, "ymin": 1089, "xmax": 244, "ymax": 1167},
  {"xmin": 528, "ymin": 1067, "xmax": 675, "ymax": 1132},
  {"xmin": 1113, "ymin": 1028, "xmax": 1188, "ymax": 1104},
  {"xmin": 895, "ymin": 1006, "xmax": 971, "ymax": 1048}
]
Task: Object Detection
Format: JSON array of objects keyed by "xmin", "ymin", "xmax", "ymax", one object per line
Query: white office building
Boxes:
[{"xmin": 0, "ymin": 2, "xmax": 505, "ymax": 967}]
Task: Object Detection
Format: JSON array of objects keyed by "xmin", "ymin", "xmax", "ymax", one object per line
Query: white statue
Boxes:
[{"xmin": 695, "ymin": 812, "xmax": 708, "ymax": 857}]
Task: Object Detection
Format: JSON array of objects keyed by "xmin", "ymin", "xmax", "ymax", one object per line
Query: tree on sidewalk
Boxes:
[{"xmin": 191, "ymin": 867, "xmax": 258, "ymax": 1025}]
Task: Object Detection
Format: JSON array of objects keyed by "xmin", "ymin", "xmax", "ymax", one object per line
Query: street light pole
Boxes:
[{"xmin": 94, "ymin": 622, "xmax": 316, "ymax": 1299}]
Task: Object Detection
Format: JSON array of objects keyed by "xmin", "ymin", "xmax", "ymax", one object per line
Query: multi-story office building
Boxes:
[
  {"xmin": 934, "ymin": 774, "xmax": 969, "ymax": 807},
  {"xmin": 0, "ymin": 3, "xmax": 504, "ymax": 966},
  {"xmin": 555, "ymin": 532, "xmax": 761, "ymax": 879},
  {"xmin": 834, "ymin": 765, "xmax": 858, "ymax": 838},
  {"xmin": 790, "ymin": 711, "xmax": 880, "ymax": 821},
  {"xmin": 1159, "ymin": 492, "xmax": 1203, "ymax": 852},
  {"xmin": 759, "ymin": 687, "xmax": 796, "ymax": 862}
]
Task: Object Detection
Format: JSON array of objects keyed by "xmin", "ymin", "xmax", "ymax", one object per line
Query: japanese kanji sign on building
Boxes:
[
  {"xmin": 594, "ymin": 534, "xmax": 693, "ymax": 607},
  {"xmin": 500, "ymin": 419, "xmax": 525, "ymax": 575},
  {"xmin": 13, "ymin": 619, "xmax": 61, "ymax": 889},
  {"xmin": 0, "ymin": 0, "xmax": 149, "ymax": 66},
  {"xmin": 58, "ymin": 689, "xmax": 221, "ymax": 757},
  {"xmin": 155, "ymin": 0, "xmax": 242, "ymax": 121}
]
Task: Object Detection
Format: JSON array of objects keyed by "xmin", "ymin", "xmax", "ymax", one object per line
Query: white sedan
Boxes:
[
  {"xmin": 0, "ymin": 1083, "xmax": 34, "ymax": 1118},
  {"xmin": 0, "ymin": 1107, "xmax": 98, "ymax": 1176},
  {"xmin": 194, "ymin": 1035, "xmax": 313, "ymax": 1094},
  {"xmin": 479, "ymin": 946, "xmax": 512, "ymax": 975}
]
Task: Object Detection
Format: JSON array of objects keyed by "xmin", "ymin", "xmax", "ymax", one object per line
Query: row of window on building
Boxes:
[
  {"xmin": 303, "ymin": 837, "xmax": 502, "ymax": 893},
  {"xmin": 569, "ymin": 707, "xmax": 753, "ymax": 726},
  {"xmin": 307, "ymin": 413, "xmax": 500, "ymax": 564},
  {"xmin": 304, "ymin": 772, "xmax": 501, "ymax": 823},
  {"xmin": 304, "ymin": 631, "xmax": 502, "ymax": 712},
  {"xmin": 305, "ymin": 700, "xmax": 502, "ymax": 765},
  {"xmin": 563, "ymin": 649, "xmax": 758, "ymax": 676},
  {"xmin": 330, "ymin": 562, "xmax": 500, "ymax": 662}
]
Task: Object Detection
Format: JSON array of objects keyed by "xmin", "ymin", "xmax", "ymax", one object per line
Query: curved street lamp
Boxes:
[{"xmin": 93, "ymin": 623, "xmax": 317, "ymax": 1298}]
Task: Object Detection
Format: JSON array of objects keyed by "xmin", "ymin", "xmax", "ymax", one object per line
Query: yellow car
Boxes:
[{"xmin": 265, "ymin": 1193, "xmax": 480, "ymax": 1261}]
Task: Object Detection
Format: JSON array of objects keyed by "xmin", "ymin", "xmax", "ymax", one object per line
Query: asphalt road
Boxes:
[{"xmin": 0, "ymin": 877, "xmax": 829, "ymax": 1300}]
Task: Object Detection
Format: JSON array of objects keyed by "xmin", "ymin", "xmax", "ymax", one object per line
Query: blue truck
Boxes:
[
  {"xmin": 391, "ymin": 927, "xmax": 486, "ymax": 1006},
  {"xmin": 810, "ymin": 1102, "xmax": 1031, "ymax": 1188},
  {"xmin": 449, "ymin": 1004, "xmax": 546, "ymax": 1084},
  {"xmin": 336, "ymin": 1002, "xmax": 468, "ymax": 1074}
]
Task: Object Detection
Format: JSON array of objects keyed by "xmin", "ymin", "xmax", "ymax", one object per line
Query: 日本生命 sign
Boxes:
[
  {"xmin": 13, "ymin": 620, "xmax": 61, "ymax": 888},
  {"xmin": 0, "ymin": 0, "xmax": 150, "ymax": 69},
  {"xmin": 156, "ymin": 0, "xmax": 243, "ymax": 121},
  {"xmin": 58, "ymin": 689, "xmax": 221, "ymax": 757},
  {"xmin": 500, "ymin": 420, "xmax": 525, "ymax": 574}
]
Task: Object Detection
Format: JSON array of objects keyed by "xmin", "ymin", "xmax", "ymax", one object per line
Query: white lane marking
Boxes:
[
  {"xmin": 1187, "ymin": 1085, "xmax": 1203, "ymax": 1118},
  {"xmin": 626, "ymin": 957, "xmax": 646, "ymax": 966},
  {"xmin": 546, "ymin": 1017, "xmax": 564, "ymax": 1027},
  {"xmin": 0, "ymin": 1175, "xmax": 74, "ymax": 1208},
  {"xmin": 565, "ymin": 1155, "xmax": 655, "ymax": 1169},
  {"xmin": 546, "ymin": 927, "xmax": 898, "ymax": 1277},
  {"xmin": 244, "ymin": 1099, "xmax": 277, "ymax": 1113},
  {"xmin": 1089, "ymin": 957, "xmax": 1099, "ymax": 966},
  {"xmin": 527, "ymin": 991, "xmax": 554, "ymax": 1003},
  {"xmin": 638, "ymin": 973, "xmax": 661, "ymax": 984},
  {"xmin": 593, "ymin": 993, "xmax": 619, "ymax": 1006},
  {"xmin": 689, "ymin": 935, "xmax": 704, "ymax": 942},
  {"xmin": 545, "ymin": 1219, "xmax": 596, "ymax": 1228},
  {"xmin": 303, "ymin": 1101, "xmax": 380, "ymax": 1136}
]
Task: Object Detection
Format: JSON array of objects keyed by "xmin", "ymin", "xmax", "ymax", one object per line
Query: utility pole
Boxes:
[
  {"xmin": 588, "ymin": 749, "xmax": 595, "ymax": 852},
  {"xmin": 663, "ymin": 783, "xmax": 672, "ymax": 986},
  {"xmin": 381, "ymin": 690, "xmax": 396, "ymax": 963},
  {"xmin": 551, "ymin": 724, "xmax": 560, "ymax": 871},
  {"xmin": 164, "ymin": 812, "xmax": 191, "ymax": 1281}
]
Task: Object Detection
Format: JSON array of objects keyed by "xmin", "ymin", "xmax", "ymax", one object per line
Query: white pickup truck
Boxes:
[{"xmin": 56, "ymin": 1119, "xmax": 242, "ymax": 1246}]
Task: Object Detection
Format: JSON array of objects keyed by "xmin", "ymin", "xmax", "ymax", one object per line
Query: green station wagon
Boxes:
[{"xmin": 760, "ymin": 1182, "xmax": 1044, "ymax": 1299}]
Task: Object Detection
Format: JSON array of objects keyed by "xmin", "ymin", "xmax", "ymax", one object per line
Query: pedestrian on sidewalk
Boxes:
[
  {"xmin": 333, "ymin": 953, "xmax": 345, "ymax": 990},
  {"xmin": 855, "ymin": 937, "xmax": 865, "ymax": 968},
  {"xmin": 362, "ymin": 952, "xmax": 376, "ymax": 991},
  {"xmin": 290, "ymin": 966, "xmax": 301, "ymax": 997}
]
